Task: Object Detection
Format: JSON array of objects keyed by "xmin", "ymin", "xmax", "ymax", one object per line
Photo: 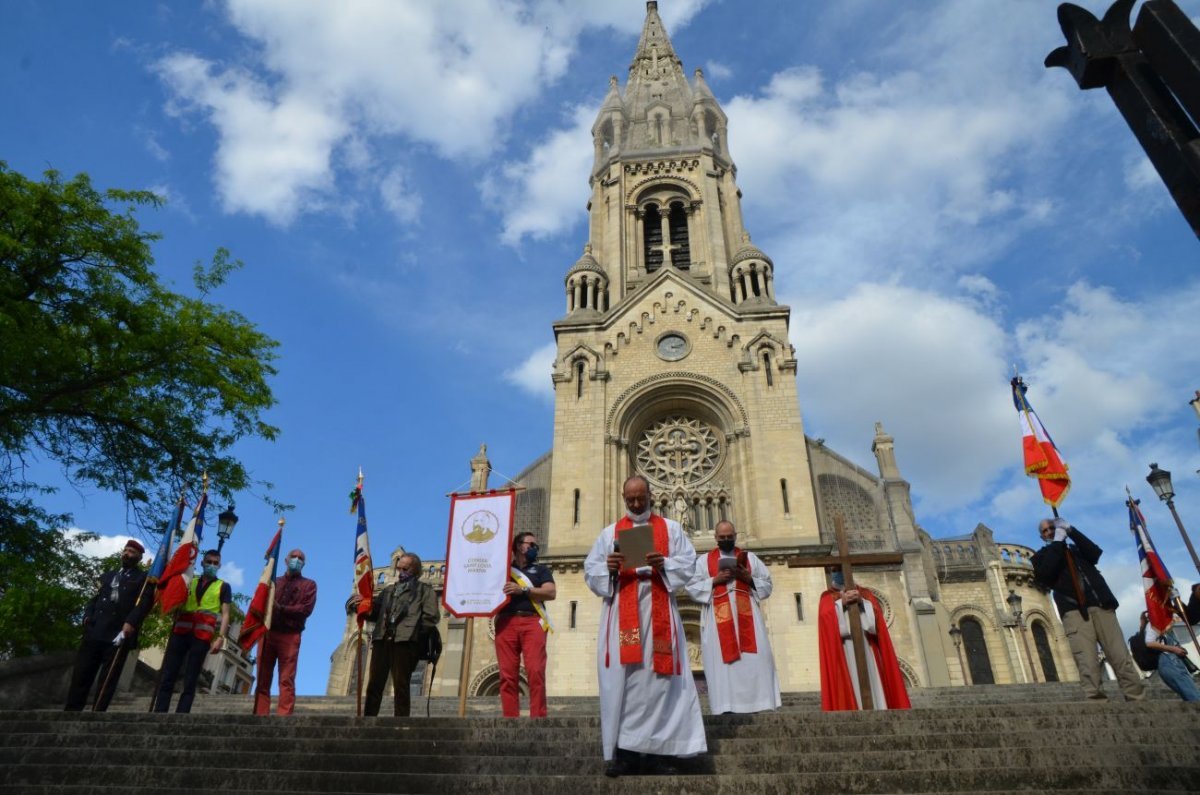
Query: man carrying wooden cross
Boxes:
[
  {"xmin": 789, "ymin": 516, "xmax": 910, "ymax": 711},
  {"xmin": 818, "ymin": 568, "xmax": 910, "ymax": 711}
]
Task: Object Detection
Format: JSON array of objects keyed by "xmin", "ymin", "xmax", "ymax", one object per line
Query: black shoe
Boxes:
[
  {"xmin": 643, "ymin": 754, "xmax": 682, "ymax": 776},
  {"xmin": 605, "ymin": 748, "xmax": 640, "ymax": 777}
]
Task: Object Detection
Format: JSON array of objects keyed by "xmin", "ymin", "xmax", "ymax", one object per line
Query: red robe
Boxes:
[{"xmin": 818, "ymin": 588, "xmax": 911, "ymax": 711}]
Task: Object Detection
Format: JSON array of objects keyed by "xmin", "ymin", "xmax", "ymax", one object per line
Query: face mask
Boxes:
[
  {"xmin": 287, "ymin": 557, "xmax": 304, "ymax": 573},
  {"xmin": 203, "ymin": 564, "xmax": 219, "ymax": 578},
  {"xmin": 626, "ymin": 507, "xmax": 651, "ymax": 524},
  {"xmin": 717, "ymin": 539, "xmax": 735, "ymax": 553},
  {"xmin": 396, "ymin": 570, "xmax": 413, "ymax": 582},
  {"xmin": 524, "ymin": 545, "xmax": 539, "ymax": 564},
  {"xmin": 121, "ymin": 555, "xmax": 138, "ymax": 569},
  {"xmin": 830, "ymin": 571, "xmax": 844, "ymax": 589}
]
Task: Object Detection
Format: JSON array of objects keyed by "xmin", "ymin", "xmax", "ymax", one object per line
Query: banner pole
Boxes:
[
  {"xmin": 1052, "ymin": 506, "xmax": 1090, "ymax": 623},
  {"xmin": 1173, "ymin": 596, "xmax": 1200, "ymax": 660},
  {"xmin": 355, "ymin": 628, "xmax": 364, "ymax": 717},
  {"xmin": 457, "ymin": 617, "xmax": 474, "ymax": 718}
]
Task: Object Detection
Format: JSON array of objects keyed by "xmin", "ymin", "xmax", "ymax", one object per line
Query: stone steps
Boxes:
[
  {"xmin": 101, "ymin": 679, "xmax": 1179, "ymax": 714},
  {"xmin": 2, "ymin": 763, "xmax": 1197, "ymax": 794},
  {"xmin": 4, "ymin": 687, "xmax": 1197, "ymax": 793}
]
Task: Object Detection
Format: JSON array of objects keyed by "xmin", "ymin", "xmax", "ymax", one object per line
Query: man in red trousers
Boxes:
[
  {"xmin": 495, "ymin": 532, "xmax": 556, "ymax": 717},
  {"xmin": 253, "ymin": 548, "xmax": 317, "ymax": 715}
]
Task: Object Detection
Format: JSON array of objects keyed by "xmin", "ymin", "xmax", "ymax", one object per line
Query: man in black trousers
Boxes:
[{"xmin": 64, "ymin": 539, "xmax": 154, "ymax": 711}]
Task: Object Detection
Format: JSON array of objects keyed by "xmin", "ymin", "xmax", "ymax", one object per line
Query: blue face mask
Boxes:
[
  {"xmin": 203, "ymin": 563, "xmax": 219, "ymax": 578},
  {"xmin": 524, "ymin": 544, "xmax": 539, "ymax": 564},
  {"xmin": 396, "ymin": 570, "xmax": 413, "ymax": 582},
  {"xmin": 287, "ymin": 556, "xmax": 304, "ymax": 573},
  {"xmin": 830, "ymin": 571, "xmax": 844, "ymax": 589}
]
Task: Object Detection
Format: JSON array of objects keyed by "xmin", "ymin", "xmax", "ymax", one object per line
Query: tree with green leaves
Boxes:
[{"xmin": 0, "ymin": 162, "xmax": 281, "ymax": 657}]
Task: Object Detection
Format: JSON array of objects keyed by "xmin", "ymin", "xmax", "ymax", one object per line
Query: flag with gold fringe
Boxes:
[{"xmin": 1011, "ymin": 376, "xmax": 1071, "ymax": 508}]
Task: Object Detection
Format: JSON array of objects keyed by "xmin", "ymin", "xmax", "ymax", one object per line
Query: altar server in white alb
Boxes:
[
  {"xmin": 685, "ymin": 520, "xmax": 781, "ymax": 714},
  {"xmin": 584, "ymin": 475, "xmax": 707, "ymax": 777}
]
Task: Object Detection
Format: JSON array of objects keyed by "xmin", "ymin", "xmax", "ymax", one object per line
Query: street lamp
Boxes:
[
  {"xmin": 1146, "ymin": 463, "xmax": 1200, "ymax": 576},
  {"xmin": 1006, "ymin": 589, "xmax": 1038, "ymax": 683},
  {"xmin": 216, "ymin": 505, "xmax": 239, "ymax": 553},
  {"xmin": 948, "ymin": 625, "xmax": 969, "ymax": 686}
]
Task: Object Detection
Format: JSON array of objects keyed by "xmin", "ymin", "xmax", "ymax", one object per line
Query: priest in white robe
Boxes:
[
  {"xmin": 685, "ymin": 520, "xmax": 781, "ymax": 714},
  {"xmin": 584, "ymin": 475, "xmax": 707, "ymax": 777}
]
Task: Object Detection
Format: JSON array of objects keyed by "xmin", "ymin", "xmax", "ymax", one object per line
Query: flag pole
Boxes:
[
  {"xmin": 1173, "ymin": 596, "xmax": 1200, "ymax": 660},
  {"xmin": 457, "ymin": 617, "xmax": 474, "ymax": 718},
  {"xmin": 353, "ymin": 468, "xmax": 367, "ymax": 718},
  {"xmin": 1050, "ymin": 505, "xmax": 1090, "ymax": 621},
  {"xmin": 145, "ymin": 486, "xmax": 194, "ymax": 711},
  {"xmin": 355, "ymin": 628, "xmax": 364, "ymax": 717},
  {"xmin": 92, "ymin": 574, "xmax": 158, "ymax": 711},
  {"xmin": 1014, "ymin": 373, "xmax": 1090, "ymax": 623}
]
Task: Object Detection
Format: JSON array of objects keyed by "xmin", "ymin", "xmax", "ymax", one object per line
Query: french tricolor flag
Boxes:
[
  {"xmin": 1011, "ymin": 377, "xmax": 1071, "ymax": 508},
  {"xmin": 156, "ymin": 493, "xmax": 207, "ymax": 614},
  {"xmin": 238, "ymin": 525, "xmax": 283, "ymax": 651}
]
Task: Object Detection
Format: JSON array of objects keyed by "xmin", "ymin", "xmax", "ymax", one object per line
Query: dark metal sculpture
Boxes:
[{"xmin": 1046, "ymin": 0, "xmax": 1200, "ymax": 238}]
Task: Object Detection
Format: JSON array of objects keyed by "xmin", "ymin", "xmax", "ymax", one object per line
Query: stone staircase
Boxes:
[{"xmin": 2, "ymin": 682, "xmax": 1198, "ymax": 793}]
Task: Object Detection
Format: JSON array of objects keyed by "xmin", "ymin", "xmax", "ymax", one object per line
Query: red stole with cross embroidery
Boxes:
[
  {"xmin": 707, "ymin": 548, "xmax": 758, "ymax": 663},
  {"xmin": 615, "ymin": 514, "xmax": 677, "ymax": 675}
]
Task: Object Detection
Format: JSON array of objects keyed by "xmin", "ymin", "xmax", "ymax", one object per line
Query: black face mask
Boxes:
[
  {"xmin": 717, "ymin": 539, "xmax": 735, "ymax": 553},
  {"xmin": 524, "ymin": 544, "xmax": 539, "ymax": 564},
  {"xmin": 120, "ymin": 556, "xmax": 138, "ymax": 569}
]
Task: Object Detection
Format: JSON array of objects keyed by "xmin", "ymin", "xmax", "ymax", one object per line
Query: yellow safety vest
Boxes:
[{"xmin": 173, "ymin": 577, "xmax": 225, "ymax": 641}]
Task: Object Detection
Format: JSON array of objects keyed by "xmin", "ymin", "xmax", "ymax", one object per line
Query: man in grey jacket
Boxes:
[{"xmin": 350, "ymin": 553, "xmax": 440, "ymax": 716}]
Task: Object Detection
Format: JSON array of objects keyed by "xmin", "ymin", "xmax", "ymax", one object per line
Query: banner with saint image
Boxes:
[{"xmin": 442, "ymin": 490, "xmax": 516, "ymax": 617}]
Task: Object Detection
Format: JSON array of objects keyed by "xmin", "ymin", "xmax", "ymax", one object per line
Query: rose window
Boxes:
[{"xmin": 635, "ymin": 416, "xmax": 722, "ymax": 488}]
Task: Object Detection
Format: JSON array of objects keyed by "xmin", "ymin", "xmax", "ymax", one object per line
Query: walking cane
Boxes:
[{"xmin": 93, "ymin": 574, "xmax": 155, "ymax": 711}]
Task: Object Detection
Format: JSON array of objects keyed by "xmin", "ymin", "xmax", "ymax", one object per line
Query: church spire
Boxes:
[{"xmin": 631, "ymin": 1, "xmax": 682, "ymax": 74}]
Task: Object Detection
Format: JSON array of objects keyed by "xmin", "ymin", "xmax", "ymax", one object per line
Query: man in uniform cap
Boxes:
[{"xmin": 64, "ymin": 539, "xmax": 154, "ymax": 711}]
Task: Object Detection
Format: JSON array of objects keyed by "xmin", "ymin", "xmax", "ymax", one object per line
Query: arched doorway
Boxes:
[
  {"xmin": 470, "ymin": 663, "xmax": 528, "ymax": 698},
  {"xmin": 959, "ymin": 617, "xmax": 995, "ymax": 685},
  {"xmin": 1030, "ymin": 620, "xmax": 1059, "ymax": 682}
]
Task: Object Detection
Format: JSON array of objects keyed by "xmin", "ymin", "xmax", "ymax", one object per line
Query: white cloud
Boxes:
[
  {"xmin": 790, "ymin": 282, "xmax": 1012, "ymax": 514},
  {"xmin": 504, "ymin": 342, "xmax": 557, "ymax": 399},
  {"xmin": 157, "ymin": 53, "xmax": 346, "ymax": 224},
  {"xmin": 378, "ymin": 167, "xmax": 422, "ymax": 225},
  {"xmin": 66, "ymin": 529, "xmax": 140, "ymax": 561},
  {"xmin": 154, "ymin": 0, "xmax": 709, "ymax": 225},
  {"xmin": 485, "ymin": 104, "xmax": 594, "ymax": 244},
  {"xmin": 704, "ymin": 60, "xmax": 732, "ymax": 81},
  {"xmin": 220, "ymin": 562, "xmax": 246, "ymax": 589},
  {"xmin": 788, "ymin": 276, "xmax": 1200, "ymax": 523}
]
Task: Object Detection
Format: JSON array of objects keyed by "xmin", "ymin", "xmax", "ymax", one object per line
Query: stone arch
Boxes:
[
  {"xmin": 861, "ymin": 586, "xmax": 894, "ymax": 628},
  {"xmin": 815, "ymin": 474, "xmax": 884, "ymax": 550},
  {"xmin": 627, "ymin": 175, "xmax": 701, "ymax": 205},
  {"xmin": 949, "ymin": 604, "xmax": 996, "ymax": 630},
  {"xmin": 1029, "ymin": 618, "xmax": 1061, "ymax": 682},
  {"xmin": 895, "ymin": 657, "xmax": 921, "ymax": 689},
  {"xmin": 559, "ymin": 343, "xmax": 605, "ymax": 382},
  {"xmin": 470, "ymin": 662, "xmax": 528, "ymax": 698},
  {"xmin": 607, "ymin": 372, "xmax": 749, "ymax": 437},
  {"xmin": 958, "ymin": 616, "xmax": 995, "ymax": 685}
]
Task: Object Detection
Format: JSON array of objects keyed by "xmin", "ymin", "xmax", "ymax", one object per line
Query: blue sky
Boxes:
[{"xmin": 5, "ymin": 0, "xmax": 1198, "ymax": 696}]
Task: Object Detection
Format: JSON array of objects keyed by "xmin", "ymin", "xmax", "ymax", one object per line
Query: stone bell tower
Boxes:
[{"xmin": 545, "ymin": 1, "xmax": 822, "ymax": 559}]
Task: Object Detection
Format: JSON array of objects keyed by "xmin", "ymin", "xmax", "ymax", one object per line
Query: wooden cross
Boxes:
[{"xmin": 787, "ymin": 515, "xmax": 904, "ymax": 710}]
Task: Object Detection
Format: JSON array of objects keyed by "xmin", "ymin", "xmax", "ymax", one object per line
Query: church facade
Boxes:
[{"xmin": 328, "ymin": 1, "xmax": 1077, "ymax": 701}]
